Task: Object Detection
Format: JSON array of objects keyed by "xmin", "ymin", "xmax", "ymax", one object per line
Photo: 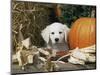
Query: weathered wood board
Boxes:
[{"xmin": 12, "ymin": 63, "xmax": 96, "ymax": 74}]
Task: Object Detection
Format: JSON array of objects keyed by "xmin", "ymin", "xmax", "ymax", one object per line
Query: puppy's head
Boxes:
[{"xmin": 41, "ymin": 22, "xmax": 70, "ymax": 44}]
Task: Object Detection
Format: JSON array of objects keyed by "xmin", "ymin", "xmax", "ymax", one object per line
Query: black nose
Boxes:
[{"xmin": 55, "ymin": 38, "xmax": 59, "ymax": 42}]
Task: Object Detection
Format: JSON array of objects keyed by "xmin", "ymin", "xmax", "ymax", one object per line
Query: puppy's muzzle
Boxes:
[{"xmin": 55, "ymin": 38, "xmax": 59, "ymax": 42}]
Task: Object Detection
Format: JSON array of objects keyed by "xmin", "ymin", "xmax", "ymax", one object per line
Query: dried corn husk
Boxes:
[
  {"xmin": 68, "ymin": 56, "xmax": 85, "ymax": 65},
  {"xmin": 38, "ymin": 48, "xmax": 50, "ymax": 56},
  {"xmin": 56, "ymin": 45, "xmax": 96, "ymax": 65},
  {"xmin": 70, "ymin": 49, "xmax": 96, "ymax": 63},
  {"xmin": 22, "ymin": 37, "xmax": 31, "ymax": 49},
  {"xmin": 71, "ymin": 47, "xmax": 90, "ymax": 61},
  {"xmin": 39, "ymin": 57, "xmax": 47, "ymax": 62},
  {"xmin": 68, "ymin": 45, "xmax": 96, "ymax": 64},
  {"xmin": 79, "ymin": 45, "xmax": 96, "ymax": 53},
  {"xmin": 87, "ymin": 54, "xmax": 96, "ymax": 62}
]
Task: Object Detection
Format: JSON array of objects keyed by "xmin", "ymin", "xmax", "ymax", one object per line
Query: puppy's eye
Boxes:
[
  {"xmin": 51, "ymin": 32, "xmax": 54, "ymax": 34},
  {"xmin": 59, "ymin": 32, "xmax": 62, "ymax": 34}
]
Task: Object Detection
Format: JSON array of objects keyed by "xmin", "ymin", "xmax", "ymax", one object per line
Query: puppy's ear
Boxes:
[
  {"xmin": 63, "ymin": 25, "xmax": 70, "ymax": 42},
  {"xmin": 41, "ymin": 26, "xmax": 50, "ymax": 44}
]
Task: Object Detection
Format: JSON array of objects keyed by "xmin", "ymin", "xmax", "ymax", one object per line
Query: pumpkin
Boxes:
[{"xmin": 68, "ymin": 18, "xmax": 96, "ymax": 49}]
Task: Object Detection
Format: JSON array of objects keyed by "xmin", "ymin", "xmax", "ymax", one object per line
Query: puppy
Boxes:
[{"xmin": 41, "ymin": 22, "xmax": 70, "ymax": 51}]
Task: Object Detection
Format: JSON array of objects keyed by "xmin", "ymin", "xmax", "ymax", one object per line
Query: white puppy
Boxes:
[{"xmin": 41, "ymin": 22, "xmax": 70, "ymax": 51}]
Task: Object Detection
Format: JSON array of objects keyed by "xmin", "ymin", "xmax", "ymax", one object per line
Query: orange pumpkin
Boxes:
[{"xmin": 68, "ymin": 18, "xmax": 96, "ymax": 49}]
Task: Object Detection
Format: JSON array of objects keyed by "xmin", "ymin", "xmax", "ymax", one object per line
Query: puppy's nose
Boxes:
[{"xmin": 55, "ymin": 38, "xmax": 59, "ymax": 42}]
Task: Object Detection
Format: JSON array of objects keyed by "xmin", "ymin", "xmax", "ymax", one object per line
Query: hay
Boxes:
[{"xmin": 12, "ymin": 1, "xmax": 57, "ymax": 52}]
